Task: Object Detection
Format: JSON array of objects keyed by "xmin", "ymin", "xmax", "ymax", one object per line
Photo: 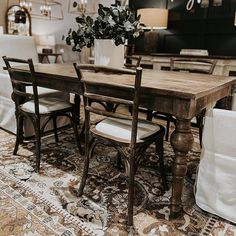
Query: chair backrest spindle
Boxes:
[
  {"xmin": 124, "ymin": 56, "xmax": 142, "ymax": 69},
  {"xmin": 170, "ymin": 57, "xmax": 217, "ymax": 74}
]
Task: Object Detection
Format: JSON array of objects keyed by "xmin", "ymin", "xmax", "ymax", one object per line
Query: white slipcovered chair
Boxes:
[
  {"xmin": 0, "ymin": 34, "xmax": 69, "ymax": 136},
  {"xmin": 195, "ymin": 108, "xmax": 236, "ymax": 224},
  {"xmin": 232, "ymin": 86, "xmax": 236, "ymax": 111}
]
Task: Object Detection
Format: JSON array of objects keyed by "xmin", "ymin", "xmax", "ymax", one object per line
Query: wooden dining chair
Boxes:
[
  {"xmin": 170, "ymin": 57, "xmax": 217, "ymax": 74},
  {"xmin": 73, "ymin": 63, "xmax": 168, "ymax": 226},
  {"xmin": 196, "ymin": 108, "xmax": 236, "ymax": 224},
  {"xmin": 124, "ymin": 55, "xmax": 142, "ymax": 69},
  {"xmin": 3, "ymin": 56, "xmax": 83, "ymax": 172},
  {"xmin": 147, "ymin": 57, "xmax": 217, "ymax": 146}
]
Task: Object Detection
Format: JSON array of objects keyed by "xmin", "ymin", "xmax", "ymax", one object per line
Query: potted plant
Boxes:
[{"xmin": 65, "ymin": 3, "xmax": 143, "ymax": 68}]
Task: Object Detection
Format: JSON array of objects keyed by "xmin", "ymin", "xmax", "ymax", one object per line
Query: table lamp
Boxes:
[
  {"xmin": 35, "ymin": 34, "xmax": 56, "ymax": 53},
  {"xmin": 137, "ymin": 8, "xmax": 168, "ymax": 53}
]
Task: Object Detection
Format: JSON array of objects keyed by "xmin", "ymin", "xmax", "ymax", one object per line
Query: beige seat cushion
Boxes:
[
  {"xmin": 26, "ymin": 87, "xmax": 67, "ymax": 99},
  {"xmin": 21, "ymin": 97, "xmax": 72, "ymax": 114},
  {"xmin": 95, "ymin": 117, "xmax": 161, "ymax": 142}
]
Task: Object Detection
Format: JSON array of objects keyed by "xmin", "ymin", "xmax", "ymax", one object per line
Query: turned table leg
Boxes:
[{"xmin": 170, "ymin": 118, "xmax": 194, "ymax": 217}]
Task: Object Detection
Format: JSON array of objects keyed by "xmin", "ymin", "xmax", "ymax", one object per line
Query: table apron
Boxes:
[
  {"xmin": 14, "ymin": 71, "xmax": 233, "ymax": 119},
  {"xmin": 140, "ymin": 84, "xmax": 232, "ymax": 119}
]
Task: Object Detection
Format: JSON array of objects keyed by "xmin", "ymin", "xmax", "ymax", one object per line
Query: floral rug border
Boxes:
[{"xmin": 0, "ymin": 168, "xmax": 98, "ymax": 236}]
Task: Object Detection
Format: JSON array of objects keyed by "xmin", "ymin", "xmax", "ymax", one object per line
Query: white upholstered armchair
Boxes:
[
  {"xmin": 0, "ymin": 34, "xmax": 69, "ymax": 136},
  {"xmin": 195, "ymin": 108, "xmax": 236, "ymax": 224}
]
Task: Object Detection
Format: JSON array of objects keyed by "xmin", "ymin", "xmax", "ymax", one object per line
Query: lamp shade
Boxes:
[
  {"xmin": 235, "ymin": 12, "xmax": 236, "ymax": 26},
  {"xmin": 35, "ymin": 35, "xmax": 56, "ymax": 46},
  {"xmin": 137, "ymin": 8, "xmax": 168, "ymax": 29}
]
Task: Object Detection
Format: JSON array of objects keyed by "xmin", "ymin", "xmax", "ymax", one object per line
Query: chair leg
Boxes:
[
  {"xmin": 196, "ymin": 115, "xmax": 203, "ymax": 148},
  {"xmin": 79, "ymin": 121, "xmax": 85, "ymax": 140},
  {"xmin": 155, "ymin": 140, "xmax": 168, "ymax": 191},
  {"xmin": 105, "ymin": 102, "xmax": 115, "ymax": 112},
  {"xmin": 127, "ymin": 157, "xmax": 135, "ymax": 226},
  {"xmin": 196, "ymin": 109, "xmax": 205, "ymax": 148},
  {"xmin": 78, "ymin": 150, "xmax": 92, "ymax": 196},
  {"xmin": 199, "ymin": 128, "xmax": 203, "ymax": 148},
  {"xmin": 115, "ymin": 152, "xmax": 123, "ymax": 170},
  {"xmin": 74, "ymin": 95, "xmax": 81, "ymax": 125},
  {"xmin": 13, "ymin": 114, "xmax": 24, "ymax": 155},
  {"xmin": 165, "ymin": 115, "xmax": 171, "ymax": 141},
  {"xmin": 52, "ymin": 115, "xmax": 59, "ymax": 143},
  {"xmin": 34, "ymin": 119, "xmax": 41, "ymax": 173},
  {"xmin": 146, "ymin": 109, "xmax": 153, "ymax": 121},
  {"xmin": 128, "ymin": 105, "xmax": 133, "ymax": 115},
  {"xmin": 71, "ymin": 111, "xmax": 83, "ymax": 155}
]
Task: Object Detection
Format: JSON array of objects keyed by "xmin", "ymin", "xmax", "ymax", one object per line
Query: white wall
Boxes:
[
  {"xmin": 32, "ymin": 0, "xmax": 115, "ymax": 44},
  {"xmin": 0, "ymin": 0, "xmax": 115, "ymax": 43},
  {"xmin": 0, "ymin": 0, "xmax": 115, "ymax": 62},
  {"xmin": 0, "ymin": 0, "xmax": 8, "ymax": 32}
]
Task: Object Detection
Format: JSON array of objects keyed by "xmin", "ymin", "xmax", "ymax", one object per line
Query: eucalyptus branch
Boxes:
[{"xmin": 66, "ymin": 4, "xmax": 143, "ymax": 52}]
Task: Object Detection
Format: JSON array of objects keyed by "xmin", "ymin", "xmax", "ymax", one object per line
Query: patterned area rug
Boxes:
[
  {"xmin": 0, "ymin": 169, "xmax": 91, "ymax": 236},
  {"xmin": 0, "ymin": 124, "xmax": 236, "ymax": 236}
]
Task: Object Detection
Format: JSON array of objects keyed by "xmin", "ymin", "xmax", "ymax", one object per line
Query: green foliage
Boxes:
[{"xmin": 66, "ymin": 4, "xmax": 143, "ymax": 52}]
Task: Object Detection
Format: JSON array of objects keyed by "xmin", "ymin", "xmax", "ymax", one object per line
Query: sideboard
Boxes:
[
  {"xmin": 137, "ymin": 53, "xmax": 236, "ymax": 77},
  {"xmin": 136, "ymin": 53, "xmax": 236, "ymax": 109}
]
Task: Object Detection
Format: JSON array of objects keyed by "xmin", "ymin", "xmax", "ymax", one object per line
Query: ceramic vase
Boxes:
[{"xmin": 94, "ymin": 39, "xmax": 124, "ymax": 68}]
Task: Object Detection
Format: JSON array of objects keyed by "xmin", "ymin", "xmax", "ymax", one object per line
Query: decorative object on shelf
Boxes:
[
  {"xmin": 116, "ymin": 0, "xmax": 128, "ymax": 6},
  {"xmin": 65, "ymin": 4, "xmax": 142, "ymax": 67},
  {"xmin": 7, "ymin": 0, "xmax": 63, "ymax": 20},
  {"xmin": 6, "ymin": 5, "xmax": 32, "ymax": 36},
  {"xmin": 200, "ymin": 0, "xmax": 209, "ymax": 8},
  {"xmin": 186, "ymin": 0, "xmax": 222, "ymax": 11},
  {"xmin": 69, "ymin": 0, "xmax": 87, "ymax": 14},
  {"xmin": 186, "ymin": 0, "xmax": 201, "ymax": 11},
  {"xmin": 180, "ymin": 49, "xmax": 209, "ymax": 56},
  {"xmin": 68, "ymin": 0, "xmax": 96, "ymax": 15},
  {"xmin": 212, "ymin": 0, "xmax": 222, "ymax": 6},
  {"xmin": 15, "ymin": 9, "xmax": 27, "ymax": 23}
]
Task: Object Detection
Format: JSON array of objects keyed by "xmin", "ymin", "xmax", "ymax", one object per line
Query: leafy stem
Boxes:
[{"xmin": 66, "ymin": 4, "xmax": 143, "ymax": 52}]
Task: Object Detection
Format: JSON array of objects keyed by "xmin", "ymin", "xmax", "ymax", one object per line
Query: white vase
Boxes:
[{"xmin": 94, "ymin": 39, "xmax": 124, "ymax": 68}]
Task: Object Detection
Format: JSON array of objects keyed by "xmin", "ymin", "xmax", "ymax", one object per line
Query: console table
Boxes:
[{"xmin": 38, "ymin": 52, "xmax": 64, "ymax": 64}]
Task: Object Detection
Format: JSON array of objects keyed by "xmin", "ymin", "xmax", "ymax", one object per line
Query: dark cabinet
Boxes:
[{"xmin": 131, "ymin": 0, "xmax": 236, "ymax": 56}]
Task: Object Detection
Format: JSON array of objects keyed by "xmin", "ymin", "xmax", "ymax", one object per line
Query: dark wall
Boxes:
[{"xmin": 131, "ymin": 0, "xmax": 236, "ymax": 56}]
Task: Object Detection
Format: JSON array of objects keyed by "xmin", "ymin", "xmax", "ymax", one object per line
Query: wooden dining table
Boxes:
[{"xmin": 14, "ymin": 63, "xmax": 235, "ymax": 218}]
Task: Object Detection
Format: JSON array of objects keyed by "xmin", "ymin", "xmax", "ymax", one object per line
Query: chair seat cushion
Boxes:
[
  {"xmin": 21, "ymin": 97, "xmax": 72, "ymax": 114},
  {"xmin": 26, "ymin": 87, "xmax": 66, "ymax": 98},
  {"xmin": 95, "ymin": 117, "xmax": 161, "ymax": 142}
]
